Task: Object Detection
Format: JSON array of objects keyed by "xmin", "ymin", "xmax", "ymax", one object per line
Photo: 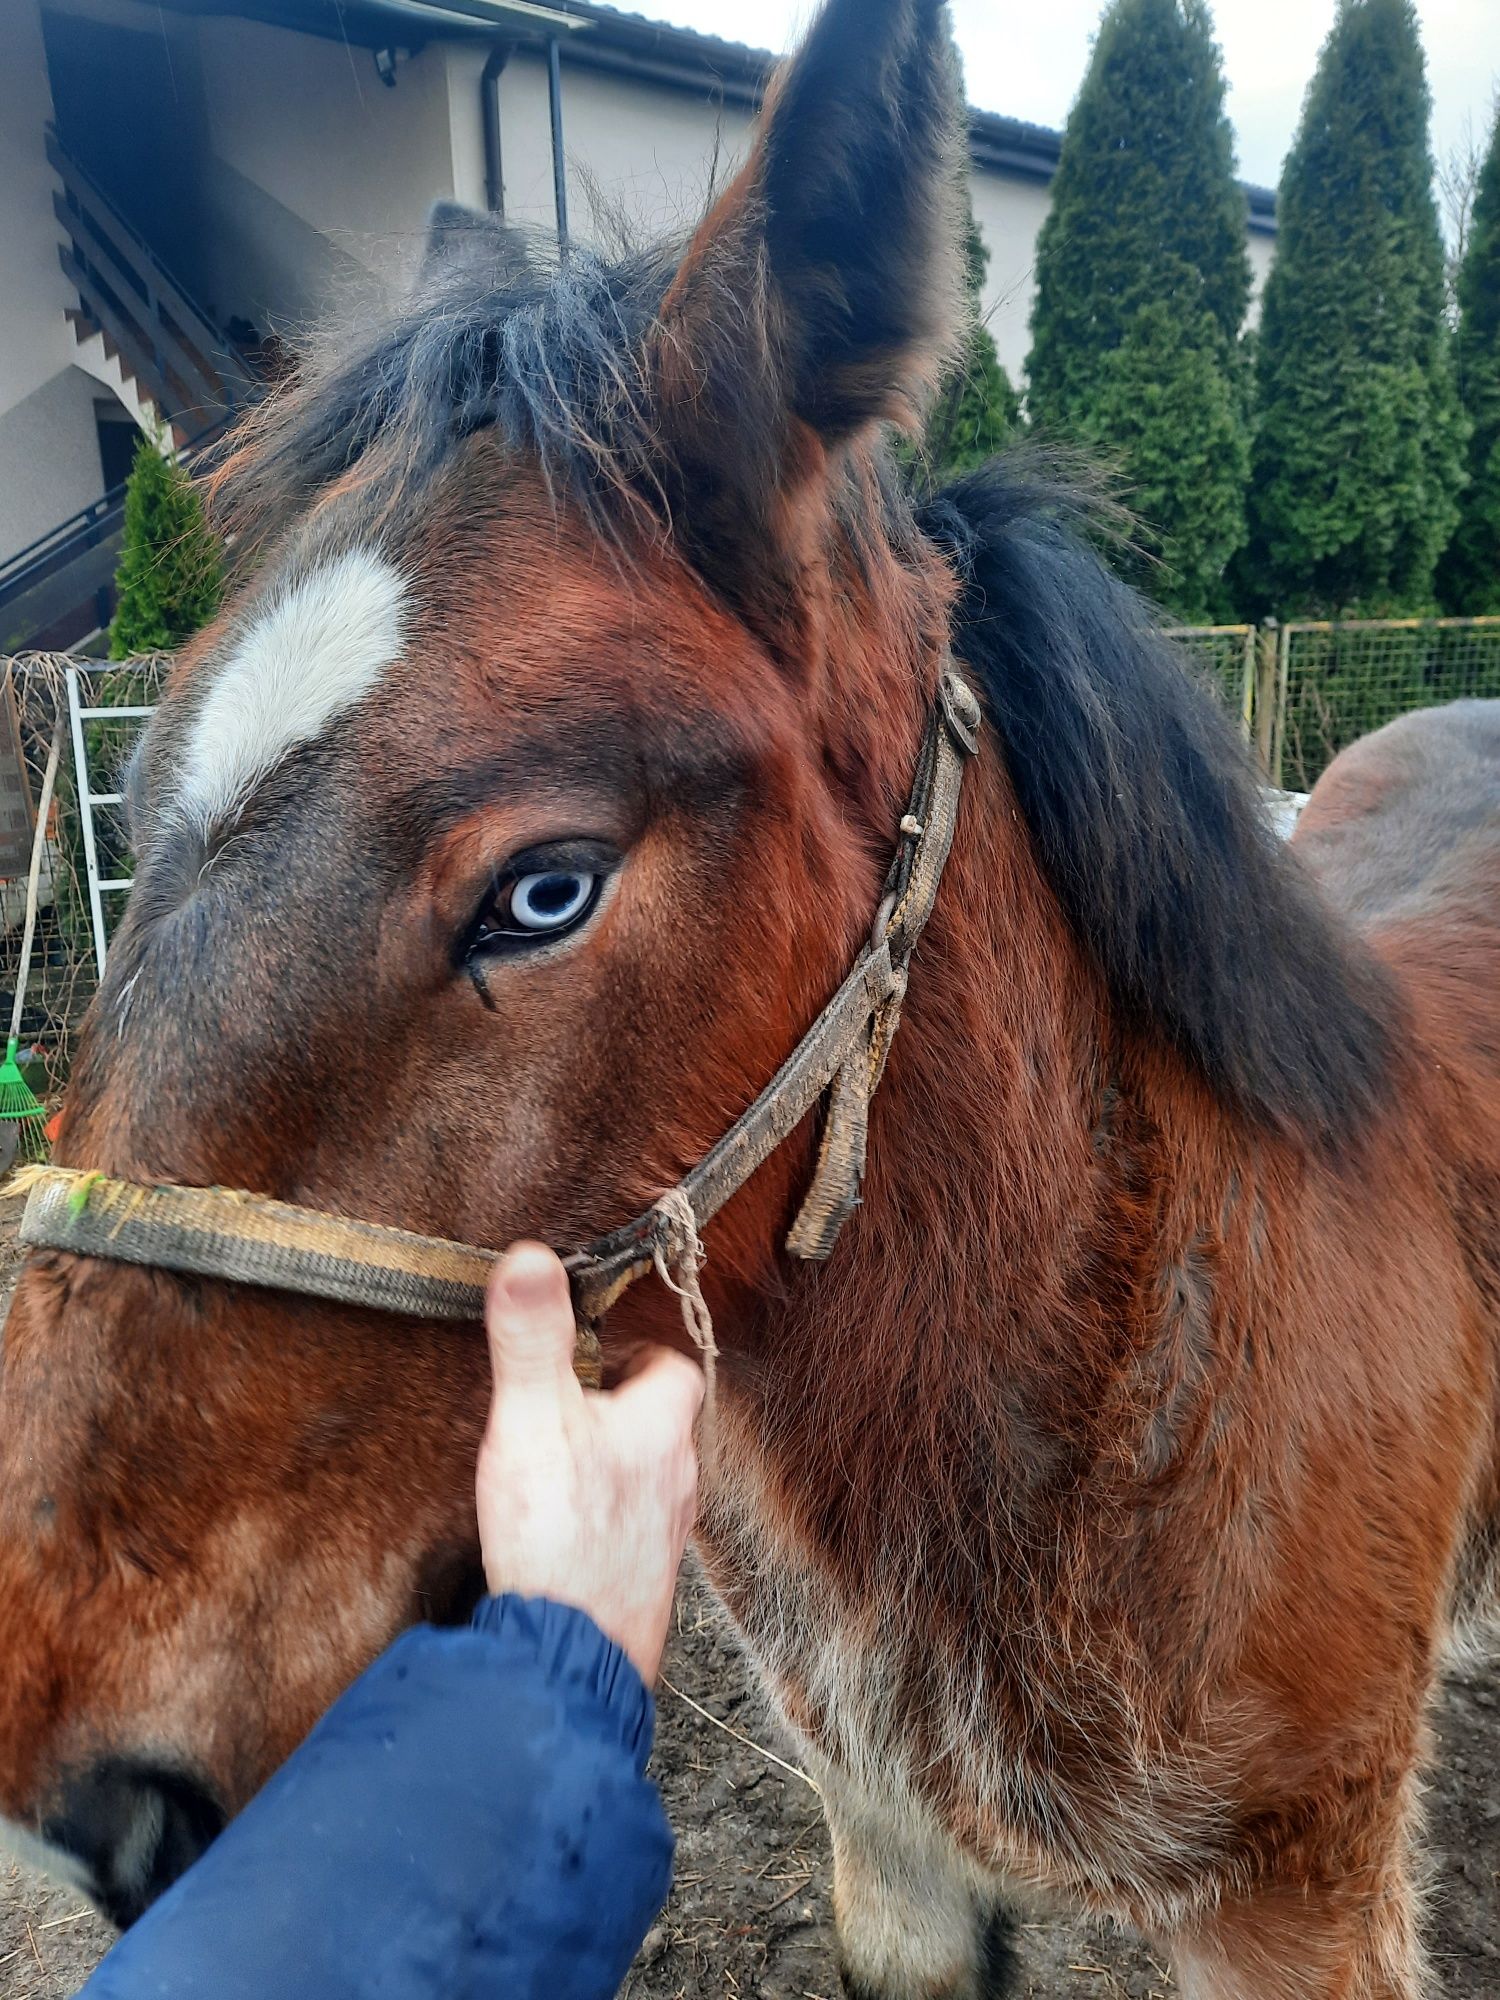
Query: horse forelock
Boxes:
[{"xmin": 207, "ymin": 242, "xmax": 681, "ymax": 565}]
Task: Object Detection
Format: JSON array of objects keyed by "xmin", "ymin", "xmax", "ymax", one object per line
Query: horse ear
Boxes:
[
  {"xmin": 662, "ymin": 0, "xmax": 965, "ymax": 448},
  {"xmin": 418, "ymin": 201, "xmax": 533, "ymax": 287}
]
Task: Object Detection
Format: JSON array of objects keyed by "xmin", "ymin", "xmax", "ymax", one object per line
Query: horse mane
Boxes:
[{"xmin": 920, "ymin": 464, "xmax": 1398, "ymax": 1146}]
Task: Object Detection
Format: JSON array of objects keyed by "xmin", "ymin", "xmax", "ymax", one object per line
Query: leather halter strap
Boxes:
[
  {"xmin": 18, "ymin": 666, "xmax": 982, "ymax": 1377},
  {"xmin": 563, "ymin": 664, "xmax": 981, "ymax": 1318}
]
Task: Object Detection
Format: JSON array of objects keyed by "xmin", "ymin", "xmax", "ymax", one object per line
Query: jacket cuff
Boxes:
[{"xmin": 470, "ymin": 1593, "xmax": 656, "ymax": 1768}]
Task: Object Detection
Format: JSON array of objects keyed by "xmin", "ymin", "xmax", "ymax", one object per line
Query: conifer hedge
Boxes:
[
  {"xmin": 1242, "ymin": 0, "xmax": 1466, "ymax": 616},
  {"xmin": 1439, "ymin": 106, "xmax": 1500, "ymax": 612},
  {"xmin": 1026, "ymin": 0, "xmax": 1251, "ymax": 620}
]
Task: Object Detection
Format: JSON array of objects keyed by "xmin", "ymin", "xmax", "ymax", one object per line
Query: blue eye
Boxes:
[
  {"xmin": 507, "ymin": 870, "xmax": 597, "ymax": 933},
  {"xmin": 464, "ymin": 843, "xmax": 616, "ymax": 971}
]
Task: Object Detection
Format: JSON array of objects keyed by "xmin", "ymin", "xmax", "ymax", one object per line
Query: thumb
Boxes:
[{"xmin": 484, "ymin": 1242, "xmax": 579, "ymax": 1397}]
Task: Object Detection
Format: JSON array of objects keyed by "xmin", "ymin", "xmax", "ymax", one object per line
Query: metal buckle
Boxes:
[
  {"xmin": 869, "ymin": 889, "xmax": 898, "ymax": 951},
  {"xmin": 938, "ymin": 668, "xmax": 982, "ymax": 756}
]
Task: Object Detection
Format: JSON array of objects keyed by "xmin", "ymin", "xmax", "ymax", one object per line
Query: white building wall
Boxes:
[
  {"xmin": 4, "ymin": 0, "xmax": 1282, "ymax": 571},
  {"xmin": 966, "ymin": 171, "xmax": 1273, "ymax": 383},
  {"xmin": 0, "ymin": 3, "xmax": 108, "ymax": 557},
  {"xmin": 492, "ymin": 51, "xmax": 752, "ymax": 247},
  {"xmin": 0, "ymin": 370, "xmax": 110, "ymax": 566},
  {"xmin": 1248, "ymin": 229, "xmax": 1274, "ymax": 321},
  {"xmin": 553, "ymin": 62, "xmax": 754, "ymax": 247},
  {"xmin": 968, "ymin": 171, "xmax": 1054, "ymax": 386},
  {"xmin": 194, "ymin": 17, "xmax": 463, "ymax": 320},
  {"xmin": 487, "ymin": 62, "xmax": 1266, "ymax": 387},
  {"xmin": 0, "ymin": 1, "xmax": 72, "ymax": 414},
  {"xmin": 493, "ymin": 52, "xmax": 561, "ymax": 239},
  {"xmin": 444, "ymin": 44, "xmax": 491, "ymax": 213}
]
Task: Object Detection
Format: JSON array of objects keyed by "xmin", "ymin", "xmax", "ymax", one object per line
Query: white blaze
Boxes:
[{"xmin": 178, "ymin": 549, "xmax": 407, "ymax": 834}]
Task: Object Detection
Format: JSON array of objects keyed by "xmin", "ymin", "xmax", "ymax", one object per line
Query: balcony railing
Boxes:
[{"xmin": 47, "ymin": 127, "xmax": 256, "ymax": 439}]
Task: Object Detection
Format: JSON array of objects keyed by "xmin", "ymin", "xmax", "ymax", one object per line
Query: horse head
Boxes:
[{"xmin": 0, "ymin": 0, "xmax": 969, "ymax": 1924}]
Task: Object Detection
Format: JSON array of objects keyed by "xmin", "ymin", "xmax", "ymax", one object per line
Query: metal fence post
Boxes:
[
  {"xmin": 1254, "ymin": 620, "xmax": 1279, "ymax": 779},
  {"xmin": 1271, "ymin": 623, "xmax": 1292, "ymax": 790}
]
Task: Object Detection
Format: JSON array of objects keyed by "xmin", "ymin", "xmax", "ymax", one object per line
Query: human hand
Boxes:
[{"xmin": 475, "ymin": 1243, "xmax": 705, "ymax": 1684}]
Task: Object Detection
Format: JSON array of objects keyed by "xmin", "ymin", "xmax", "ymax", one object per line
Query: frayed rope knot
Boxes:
[{"xmin": 650, "ymin": 1186, "xmax": 717, "ymax": 1419}]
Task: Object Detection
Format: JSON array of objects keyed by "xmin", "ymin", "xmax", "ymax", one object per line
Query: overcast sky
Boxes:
[{"xmin": 655, "ymin": 0, "xmax": 1499, "ymax": 198}]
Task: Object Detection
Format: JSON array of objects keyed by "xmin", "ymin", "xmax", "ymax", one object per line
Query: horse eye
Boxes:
[
  {"xmin": 507, "ymin": 870, "xmax": 597, "ymax": 933},
  {"xmin": 463, "ymin": 842, "xmax": 616, "ymax": 969}
]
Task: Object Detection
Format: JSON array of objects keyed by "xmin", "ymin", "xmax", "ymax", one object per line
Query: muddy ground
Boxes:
[{"xmin": 1, "ymin": 1188, "xmax": 1497, "ymax": 1996}]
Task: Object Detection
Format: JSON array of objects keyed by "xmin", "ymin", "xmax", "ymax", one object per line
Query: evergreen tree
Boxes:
[
  {"xmin": 108, "ymin": 430, "xmax": 223, "ymax": 659},
  {"xmin": 1243, "ymin": 0, "xmax": 1466, "ymax": 616},
  {"xmin": 1085, "ymin": 298, "xmax": 1250, "ymax": 617},
  {"xmin": 923, "ymin": 202, "xmax": 1021, "ymax": 477},
  {"xmin": 1026, "ymin": 0, "xmax": 1251, "ymax": 619},
  {"xmin": 1439, "ymin": 104, "xmax": 1500, "ymax": 611}
]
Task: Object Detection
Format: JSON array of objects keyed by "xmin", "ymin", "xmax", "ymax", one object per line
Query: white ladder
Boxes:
[{"xmin": 65, "ymin": 665, "xmax": 155, "ymax": 978}]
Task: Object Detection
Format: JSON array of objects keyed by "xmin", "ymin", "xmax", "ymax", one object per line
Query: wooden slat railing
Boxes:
[{"xmin": 46, "ymin": 128, "xmax": 256, "ymax": 438}]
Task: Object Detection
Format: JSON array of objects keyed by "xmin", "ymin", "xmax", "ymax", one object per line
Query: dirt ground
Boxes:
[{"xmin": 1, "ymin": 1191, "xmax": 1498, "ymax": 1997}]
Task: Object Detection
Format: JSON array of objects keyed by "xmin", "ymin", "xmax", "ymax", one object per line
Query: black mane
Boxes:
[{"xmin": 920, "ymin": 466, "xmax": 1396, "ymax": 1144}]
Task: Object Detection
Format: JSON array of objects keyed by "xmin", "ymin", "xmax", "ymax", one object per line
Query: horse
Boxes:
[{"xmin": 2, "ymin": 1, "xmax": 1498, "ymax": 1993}]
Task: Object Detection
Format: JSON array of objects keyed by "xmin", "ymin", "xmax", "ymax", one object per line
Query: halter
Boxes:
[{"xmin": 19, "ymin": 667, "xmax": 982, "ymax": 1385}]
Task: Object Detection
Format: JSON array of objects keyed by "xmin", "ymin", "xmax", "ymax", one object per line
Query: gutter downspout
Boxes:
[
  {"xmin": 481, "ymin": 43, "xmax": 509, "ymax": 214},
  {"xmin": 547, "ymin": 36, "xmax": 569, "ymax": 258}
]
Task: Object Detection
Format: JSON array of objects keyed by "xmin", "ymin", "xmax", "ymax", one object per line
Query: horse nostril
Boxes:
[{"xmin": 43, "ymin": 1758, "xmax": 226, "ymax": 1928}]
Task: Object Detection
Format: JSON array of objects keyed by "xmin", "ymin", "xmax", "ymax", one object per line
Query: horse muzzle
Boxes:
[{"xmin": 38, "ymin": 1756, "xmax": 225, "ymax": 1928}]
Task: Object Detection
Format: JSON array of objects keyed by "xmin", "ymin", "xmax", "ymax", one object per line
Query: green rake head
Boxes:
[{"xmin": 0, "ymin": 1036, "xmax": 49, "ymax": 1168}]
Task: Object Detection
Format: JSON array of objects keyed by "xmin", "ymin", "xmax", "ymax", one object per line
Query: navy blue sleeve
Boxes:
[{"xmin": 81, "ymin": 1596, "xmax": 673, "ymax": 2000}]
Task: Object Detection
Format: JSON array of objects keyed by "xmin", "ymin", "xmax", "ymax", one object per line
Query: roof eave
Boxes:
[{"xmin": 163, "ymin": 0, "xmax": 1277, "ymax": 227}]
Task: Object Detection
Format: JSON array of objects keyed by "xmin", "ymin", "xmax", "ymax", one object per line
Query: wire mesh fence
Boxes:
[
  {"xmin": 1167, "ymin": 616, "xmax": 1500, "ymax": 790},
  {"xmin": 1273, "ymin": 620, "xmax": 1500, "ymax": 793},
  {"xmin": 1166, "ymin": 624, "xmax": 1256, "ymax": 735},
  {"xmin": 0, "ymin": 653, "xmax": 167, "ymax": 1108}
]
